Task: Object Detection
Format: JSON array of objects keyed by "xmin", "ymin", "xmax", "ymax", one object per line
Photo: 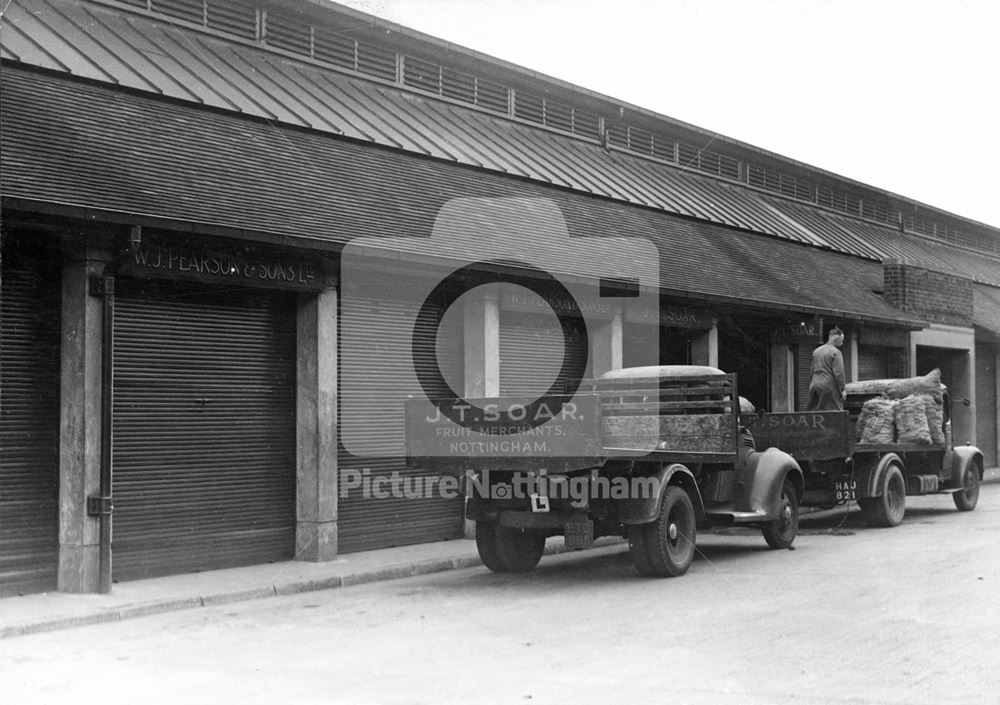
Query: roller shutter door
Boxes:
[
  {"xmin": 112, "ymin": 281, "xmax": 296, "ymax": 581},
  {"xmin": 338, "ymin": 294, "xmax": 465, "ymax": 553},
  {"xmin": 796, "ymin": 344, "xmax": 814, "ymax": 411},
  {"xmin": 499, "ymin": 313, "xmax": 589, "ymax": 396},
  {"xmin": 0, "ymin": 239, "xmax": 60, "ymax": 596}
]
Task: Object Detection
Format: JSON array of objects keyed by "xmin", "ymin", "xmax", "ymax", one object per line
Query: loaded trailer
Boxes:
[
  {"xmin": 752, "ymin": 378, "xmax": 983, "ymax": 527},
  {"xmin": 406, "ymin": 365, "xmax": 804, "ymax": 577}
]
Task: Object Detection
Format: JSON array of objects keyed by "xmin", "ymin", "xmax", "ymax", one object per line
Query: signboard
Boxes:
[
  {"xmin": 772, "ymin": 320, "xmax": 824, "ymax": 344},
  {"xmin": 500, "ymin": 289, "xmax": 619, "ymax": 320},
  {"xmin": 123, "ymin": 236, "xmax": 328, "ymax": 291},
  {"xmin": 754, "ymin": 411, "xmax": 853, "ymax": 460},
  {"xmin": 405, "ymin": 394, "xmax": 603, "ymax": 459},
  {"xmin": 625, "ymin": 300, "xmax": 713, "ymax": 329}
]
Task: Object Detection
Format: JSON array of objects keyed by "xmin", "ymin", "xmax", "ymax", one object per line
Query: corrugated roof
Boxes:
[
  {"xmin": 1, "ymin": 65, "xmax": 925, "ymax": 328},
  {"xmin": 3, "ymin": 0, "xmax": 998, "ymax": 289}
]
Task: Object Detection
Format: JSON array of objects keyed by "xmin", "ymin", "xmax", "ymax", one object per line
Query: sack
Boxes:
[
  {"xmin": 895, "ymin": 395, "xmax": 932, "ymax": 445},
  {"xmin": 919, "ymin": 393, "xmax": 945, "ymax": 445},
  {"xmin": 856, "ymin": 397, "xmax": 896, "ymax": 444},
  {"xmin": 885, "ymin": 368, "xmax": 943, "ymax": 403}
]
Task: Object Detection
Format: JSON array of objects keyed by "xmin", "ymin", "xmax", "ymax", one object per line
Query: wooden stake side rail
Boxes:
[{"xmin": 596, "ymin": 373, "xmax": 740, "ymax": 455}]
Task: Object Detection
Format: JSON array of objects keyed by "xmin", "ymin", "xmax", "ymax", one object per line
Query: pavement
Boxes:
[{"xmin": 3, "ymin": 465, "xmax": 997, "ymax": 640}]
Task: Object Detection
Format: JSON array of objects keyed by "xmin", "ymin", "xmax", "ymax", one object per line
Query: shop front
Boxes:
[
  {"xmin": 0, "ymin": 232, "xmax": 61, "ymax": 596},
  {"xmin": 107, "ymin": 233, "xmax": 324, "ymax": 580},
  {"xmin": 622, "ymin": 300, "xmax": 716, "ymax": 369}
]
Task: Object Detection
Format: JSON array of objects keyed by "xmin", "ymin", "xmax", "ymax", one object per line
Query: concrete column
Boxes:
[
  {"xmin": 691, "ymin": 321, "xmax": 719, "ymax": 367},
  {"xmin": 591, "ymin": 309, "xmax": 623, "ymax": 376},
  {"xmin": 295, "ymin": 288, "xmax": 339, "ymax": 561},
  {"xmin": 461, "ymin": 290, "xmax": 500, "ymax": 538},
  {"xmin": 848, "ymin": 333, "xmax": 859, "ymax": 382},
  {"xmin": 58, "ymin": 241, "xmax": 109, "ymax": 593},
  {"xmin": 464, "ymin": 288, "xmax": 499, "ymax": 397},
  {"xmin": 769, "ymin": 344, "xmax": 794, "ymax": 412}
]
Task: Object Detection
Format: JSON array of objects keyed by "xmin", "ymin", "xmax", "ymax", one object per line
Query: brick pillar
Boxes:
[
  {"xmin": 295, "ymin": 288, "xmax": 338, "ymax": 561},
  {"xmin": 58, "ymin": 240, "xmax": 110, "ymax": 592}
]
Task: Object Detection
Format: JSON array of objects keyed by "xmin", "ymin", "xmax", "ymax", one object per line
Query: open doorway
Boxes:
[
  {"xmin": 916, "ymin": 346, "xmax": 974, "ymax": 446},
  {"xmin": 718, "ymin": 316, "xmax": 771, "ymax": 411}
]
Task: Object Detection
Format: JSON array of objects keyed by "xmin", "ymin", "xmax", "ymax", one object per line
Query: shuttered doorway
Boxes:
[
  {"xmin": 499, "ymin": 312, "xmax": 589, "ymax": 396},
  {"xmin": 0, "ymin": 237, "xmax": 60, "ymax": 596},
  {"xmin": 338, "ymin": 291, "xmax": 466, "ymax": 553},
  {"xmin": 112, "ymin": 280, "xmax": 296, "ymax": 581}
]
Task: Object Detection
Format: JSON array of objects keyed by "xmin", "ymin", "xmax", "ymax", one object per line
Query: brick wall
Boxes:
[{"xmin": 883, "ymin": 260, "xmax": 973, "ymax": 326}]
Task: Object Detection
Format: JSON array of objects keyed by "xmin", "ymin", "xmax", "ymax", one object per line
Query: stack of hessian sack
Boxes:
[{"xmin": 854, "ymin": 369, "xmax": 945, "ymax": 445}]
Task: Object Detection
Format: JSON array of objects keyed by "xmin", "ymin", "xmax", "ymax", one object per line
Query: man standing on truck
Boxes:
[{"xmin": 808, "ymin": 327, "xmax": 846, "ymax": 410}]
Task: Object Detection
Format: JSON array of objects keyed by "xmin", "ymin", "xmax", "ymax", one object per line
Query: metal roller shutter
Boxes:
[
  {"xmin": 796, "ymin": 344, "xmax": 814, "ymax": 411},
  {"xmin": 0, "ymin": 238, "xmax": 60, "ymax": 596},
  {"xmin": 112, "ymin": 281, "xmax": 296, "ymax": 581},
  {"xmin": 338, "ymin": 294, "xmax": 465, "ymax": 553},
  {"xmin": 499, "ymin": 313, "xmax": 589, "ymax": 396}
]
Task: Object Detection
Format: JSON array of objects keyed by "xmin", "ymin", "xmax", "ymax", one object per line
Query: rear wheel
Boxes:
[
  {"xmin": 860, "ymin": 464, "xmax": 906, "ymax": 527},
  {"xmin": 628, "ymin": 486, "xmax": 696, "ymax": 578},
  {"xmin": 475, "ymin": 521, "xmax": 545, "ymax": 573},
  {"xmin": 953, "ymin": 462, "xmax": 981, "ymax": 511},
  {"xmin": 762, "ymin": 479, "xmax": 799, "ymax": 549}
]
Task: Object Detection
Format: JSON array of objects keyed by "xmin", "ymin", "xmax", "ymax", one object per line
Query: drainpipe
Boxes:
[{"xmin": 87, "ymin": 225, "xmax": 142, "ymax": 593}]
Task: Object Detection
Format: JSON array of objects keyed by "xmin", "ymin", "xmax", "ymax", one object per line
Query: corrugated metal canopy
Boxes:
[
  {"xmin": 1, "ymin": 66, "xmax": 924, "ymax": 327},
  {"xmin": 3, "ymin": 0, "xmax": 999, "ymax": 289}
]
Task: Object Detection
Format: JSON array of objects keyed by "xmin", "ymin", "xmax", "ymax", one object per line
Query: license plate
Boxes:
[
  {"xmin": 834, "ymin": 479, "xmax": 857, "ymax": 501},
  {"xmin": 564, "ymin": 519, "xmax": 594, "ymax": 549}
]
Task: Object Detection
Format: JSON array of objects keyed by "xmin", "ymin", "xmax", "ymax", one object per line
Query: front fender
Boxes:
[
  {"xmin": 950, "ymin": 445, "xmax": 984, "ymax": 488},
  {"xmin": 617, "ymin": 463, "xmax": 705, "ymax": 525},
  {"xmin": 740, "ymin": 448, "xmax": 803, "ymax": 516}
]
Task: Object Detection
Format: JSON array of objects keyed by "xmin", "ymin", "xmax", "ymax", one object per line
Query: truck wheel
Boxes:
[
  {"xmin": 475, "ymin": 521, "xmax": 545, "ymax": 573},
  {"xmin": 953, "ymin": 462, "xmax": 981, "ymax": 511},
  {"xmin": 761, "ymin": 479, "xmax": 799, "ymax": 549},
  {"xmin": 860, "ymin": 463, "xmax": 906, "ymax": 527},
  {"xmin": 628, "ymin": 486, "xmax": 696, "ymax": 578}
]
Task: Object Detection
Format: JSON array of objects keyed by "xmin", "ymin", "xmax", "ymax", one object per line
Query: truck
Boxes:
[
  {"xmin": 406, "ymin": 365, "xmax": 805, "ymax": 578},
  {"xmin": 752, "ymin": 379, "xmax": 984, "ymax": 526}
]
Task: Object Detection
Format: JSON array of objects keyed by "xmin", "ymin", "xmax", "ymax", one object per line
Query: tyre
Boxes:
[
  {"xmin": 953, "ymin": 462, "xmax": 981, "ymax": 511},
  {"xmin": 761, "ymin": 479, "xmax": 799, "ymax": 549},
  {"xmin": 628, "ymin": 486, "xmax": 696, "ymax": 578},
  {"xmin": 859, "ymin": 464, "xmax": 906, "ymax": 527},
  {"xmin": 475, "ymin": 521, "xmax": 545, "ymax": 573}
]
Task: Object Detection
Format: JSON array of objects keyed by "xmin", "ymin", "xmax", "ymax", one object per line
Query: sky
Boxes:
[{"xmin": 336, "ymin": 0, "xmax": 1000, "ymax": 229}]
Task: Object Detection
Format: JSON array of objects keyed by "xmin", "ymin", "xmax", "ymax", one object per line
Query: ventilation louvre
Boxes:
[
  {"xmin": 402, "ymin": 56, "xmax": 440, "ymax": 93},
  {"xmin": 356, "ymin": 43, "xmax": 397, "ymax": 82},
  {"xmin": 267, "ymin": 12, "xmax": 312, "ymax": 56},
  {"xmin": 207, "ymin": 0, "xmax": 256, "ymax": 39},
  {"xmin": 151, "ymin": 0, "xmax": 204, "ymax": 25},
  {"xmin": 314, "ymin": 29, "xmax": 356, "ymax": 71}
]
